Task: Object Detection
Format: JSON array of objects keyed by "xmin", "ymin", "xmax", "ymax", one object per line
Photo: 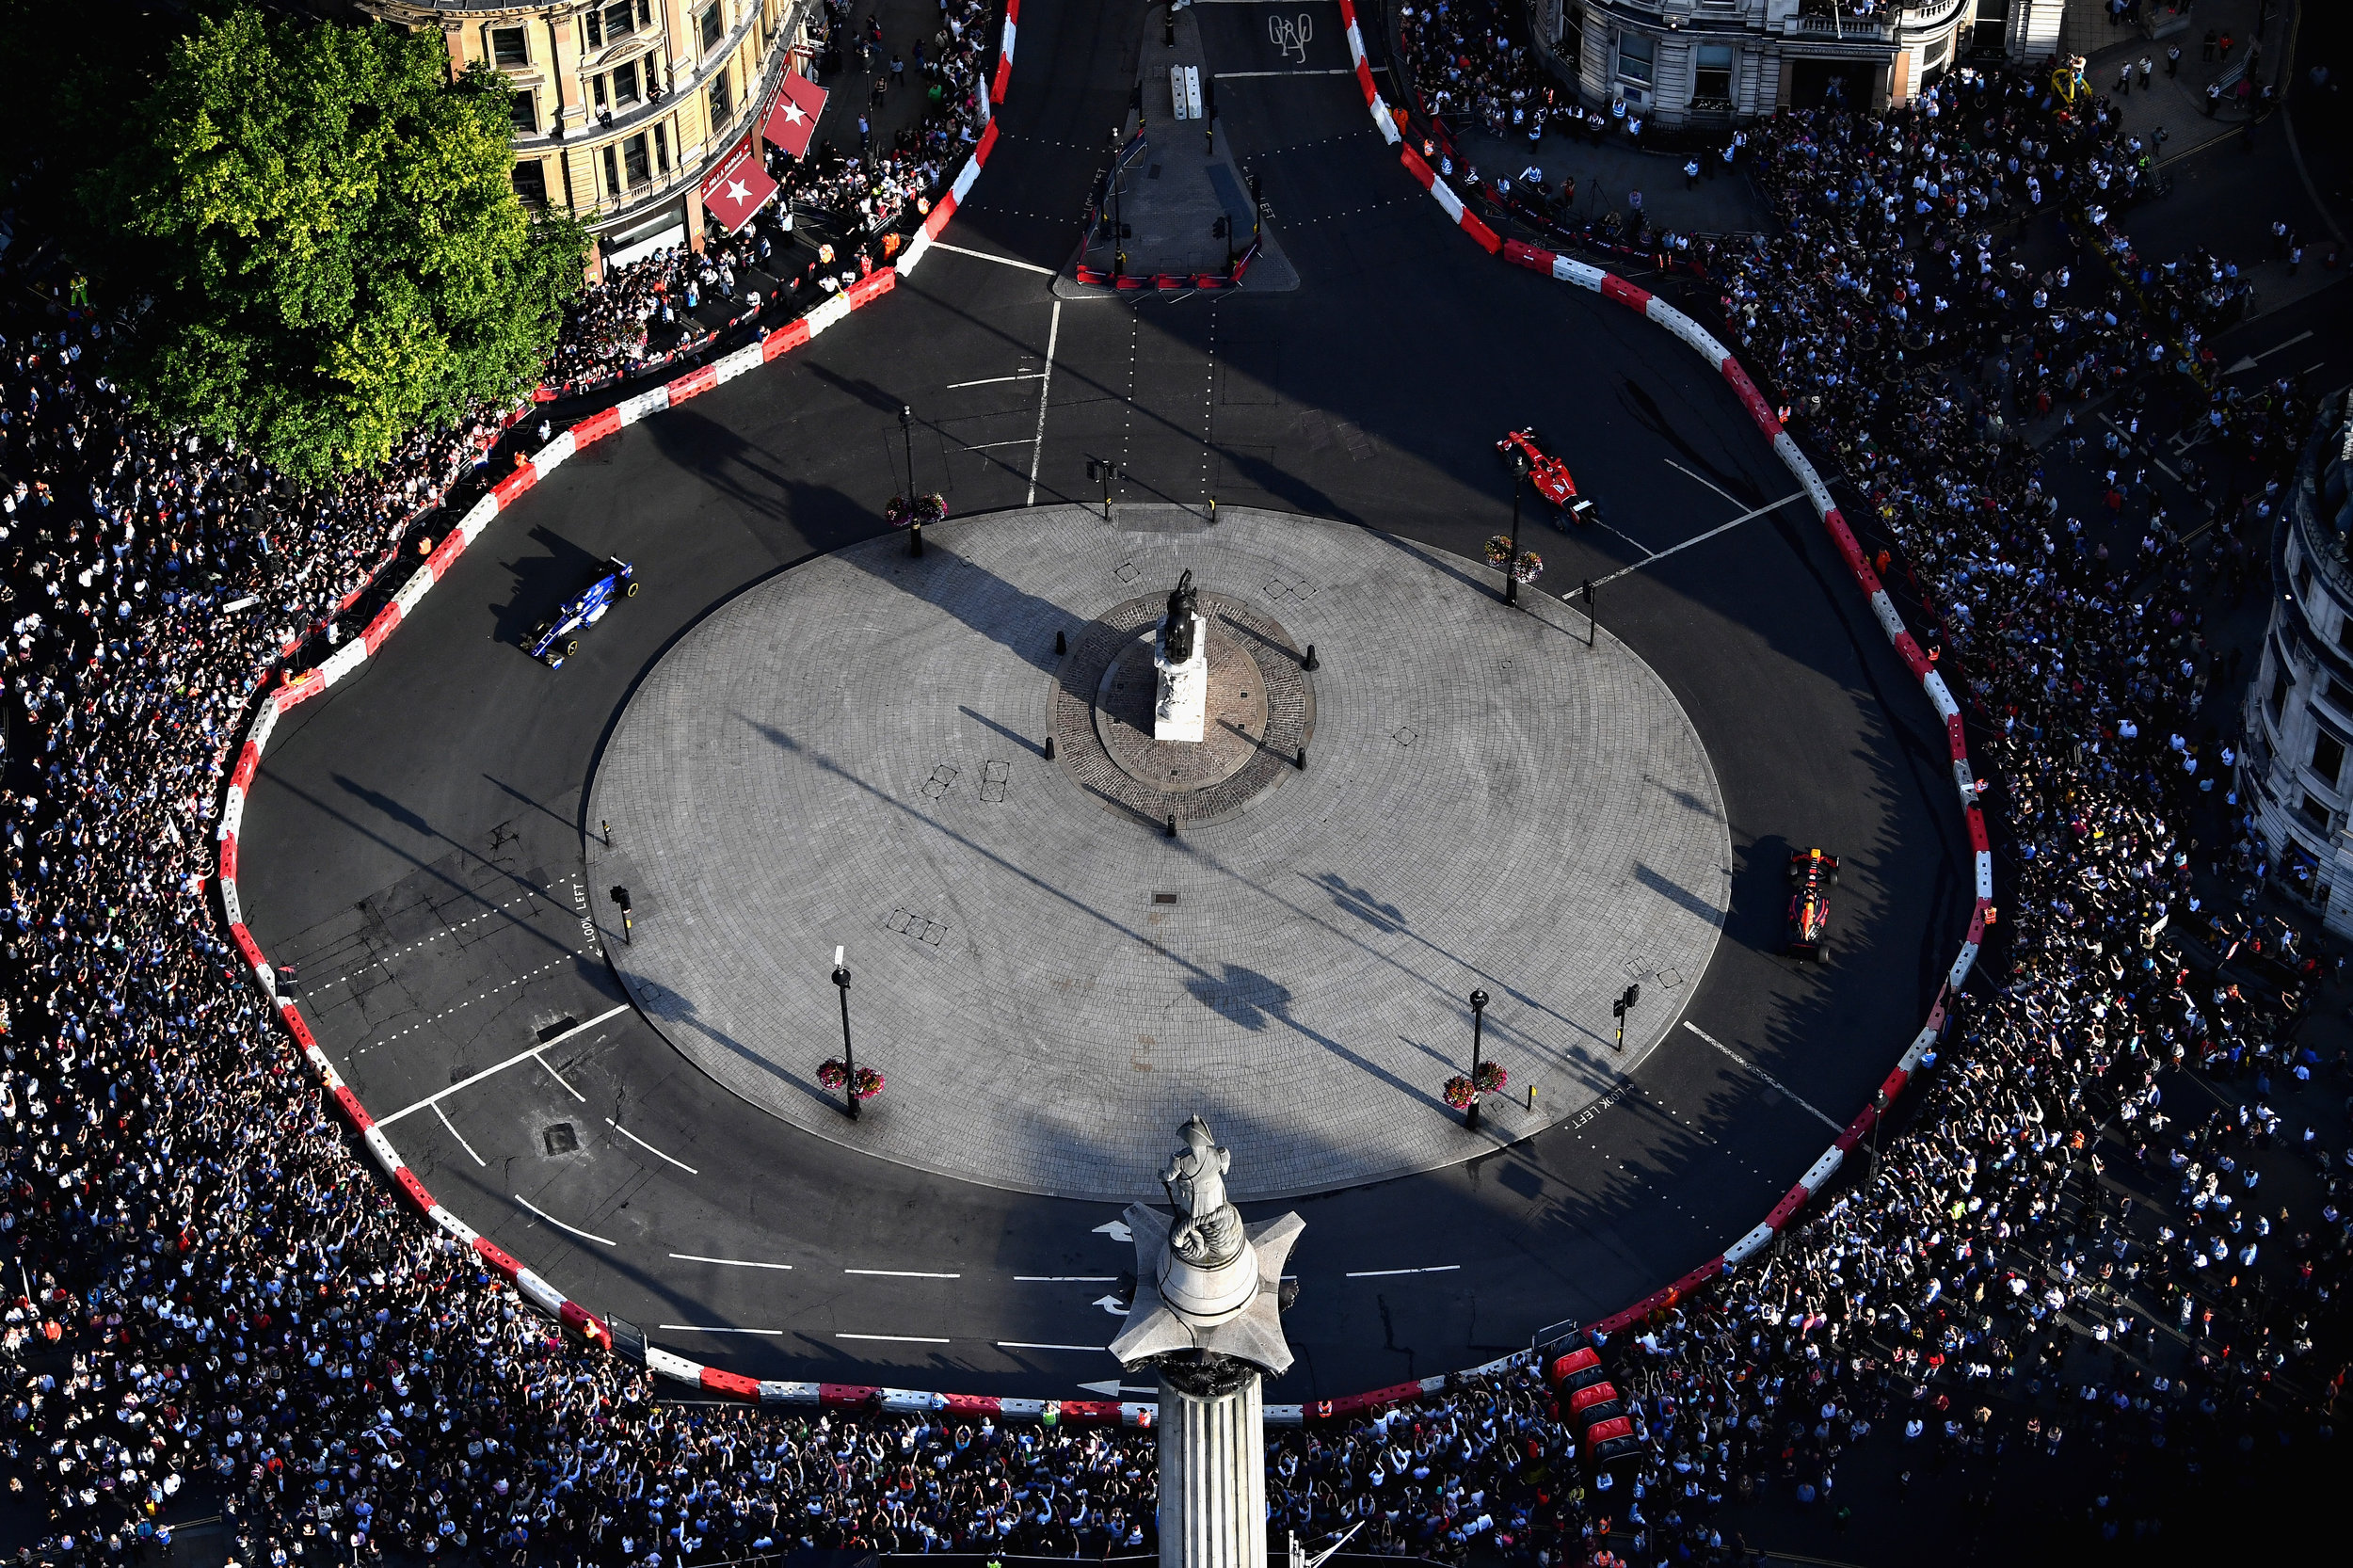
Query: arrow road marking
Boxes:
[
  {"xmin": 1092, "ymin": 1295, "xmax": 1130, "ymax": 1316},
  {"xmin": 1092, "ymin": 1220, "xmax": 1133, "ymax": 1242},
  {"xmin": 2223, "ymin": 328, "xmax": 2313, "ymax": 376}
]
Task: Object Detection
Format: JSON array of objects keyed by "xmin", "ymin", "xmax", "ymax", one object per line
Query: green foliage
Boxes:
[{"xmin": 80, "ymin": 6, "xmax": 586, "ymax": 479}]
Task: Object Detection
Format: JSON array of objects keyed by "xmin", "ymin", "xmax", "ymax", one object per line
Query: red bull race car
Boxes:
[
  {"xmin": 1496, "ymin": 427, "xmax": 1599, "ymax": 529},
  {"xmin": 527, "ymin": 556, "xmax": 637, "ymax": 669},
  {"xmin": 1787, "ymin": 848, "xmax": 1840, "ymax": 962}
]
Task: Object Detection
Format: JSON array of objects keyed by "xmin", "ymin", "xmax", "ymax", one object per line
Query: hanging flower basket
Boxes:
[
  {"xmin": 1484, "ymin": 537, "xmax": 1545, "ymax": 583},
  {"xmin": 817, "ymin": 1058, "xmax": 848, "ymax": 1090},
  {"xmin": 1443, "ymin": 1075, "xmax": 1477, "ymax": 1110},
  {"xmin": 852, "ymin": 1065, "xmax": 885, "ymax": 1099},
  {"xmin": 1475, "ymin": 1061, "xmax": 1507, "ymax": 1094}
]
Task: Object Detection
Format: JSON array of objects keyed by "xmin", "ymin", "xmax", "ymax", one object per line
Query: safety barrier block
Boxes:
[
  {"xmin": 490, "ymin": 466, "xmax": 537, "ymax": 508},
  {"xmin": 1598, "ymin": 273, "xmax": 1653, "ymax": 312},
  {"xmin": 425, "ymin": 530, "xmax": 468, "ymax": 579},
  {"xmin": 846, "ymin": 269, "xmax": 896, "ymax": 309},
  {"xmin": 472, "ymin": 1238, "xmax": 523, "ymax": 1278},
  {"xmin": 664, "ymin": 364, "xmax": 719, "ymax": 405},
  {"xmin": 360, "ymin": 603, "xmax": 403, "ymax": 655},
  {"xmin": 394, "ymin": 1168, "xmax": 437, "ymax": 1212},
  {"xmin": 703, "ymin": 1367, "xmax": 762, "ymax": 1400},
  {"xmin": 571, "ymin": 407, "xmax": 623, "ymax": 448},
  {"xmin": 1764, "ymin": 1184, "xmax": 1810, "ymax": 1229},
  {"xmin": 819, "ymin": 1384, "xmax": 881, "ymax": 1409},
  {"xmin": 646, "ymin": 1347, "xmax": 705, "ymax": 1384}
]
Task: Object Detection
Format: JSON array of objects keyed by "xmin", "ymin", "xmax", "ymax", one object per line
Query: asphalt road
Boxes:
[{"xmin": 234, "ymin": 0, "xmax": 1969, "ymax": 1400}]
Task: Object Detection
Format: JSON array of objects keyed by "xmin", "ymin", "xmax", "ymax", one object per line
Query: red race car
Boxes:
[
  {"xmin": 1496, "ymin": 427, "xmax": 1598, "ymax": 528},
  {"xmin": 1787, "ymin": 848, "xmax": 1840, "ymax": 962}
]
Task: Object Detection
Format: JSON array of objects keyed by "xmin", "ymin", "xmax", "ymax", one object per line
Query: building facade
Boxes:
[
  {"xmin": 362, "ymin": 0, "xmax": 821, "ymax": 273},
  {"xmin": 1532, "ymin": 0, "xmax": 2065, "ymax": 128},
  {"xmin": 2242, "ymin": 392, "xmax": 2353, "ymax": 932}
]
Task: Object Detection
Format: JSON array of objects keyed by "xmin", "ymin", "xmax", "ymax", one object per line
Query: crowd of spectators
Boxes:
[
  {"xmin": 541, "ymin": 0, "xmax": 997, "ymax": 393},
  {"xmin": 1, "ymin": 15, "xmax": 2349, "ymax": 1568}
]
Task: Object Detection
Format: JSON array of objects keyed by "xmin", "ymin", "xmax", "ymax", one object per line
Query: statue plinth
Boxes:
[
  {"xmin": 1109, "ymin": 1115, "xmax": 1303, "ymax": 1568},
  {"xmin": 1153, "ymin": 612, "xmax": 1209, "ymax": 743}
]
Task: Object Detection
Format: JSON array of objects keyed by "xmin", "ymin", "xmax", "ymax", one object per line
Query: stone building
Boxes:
[
  {"xmin": 361, "ymin": 0, "xmax": 821, "ymax": 273},
  {"xmin": 2243, "ymin": 392, "xmax": 2353, "ymax": 931},
  {"xmin": 1532, "ymin": 0, "xmax": 2065, "ymax": 128}
]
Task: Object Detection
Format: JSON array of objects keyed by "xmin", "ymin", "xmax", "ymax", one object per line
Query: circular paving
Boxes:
[{"xmin": 585, "ymin": 505, "xmax": 1731, "ymax": 1201}]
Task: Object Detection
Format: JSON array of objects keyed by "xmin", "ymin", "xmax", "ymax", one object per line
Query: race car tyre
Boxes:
[
  {"xmin": 567, "ymin": 639, "xmax": 579, "ymax": 657},
  {"xmin": 626, "ymin": 581, "xmax": 640, "ymax": 597},
  {"xmin": 1814, "ymin": 946, "xmax": 1830, "ymax": 964}
]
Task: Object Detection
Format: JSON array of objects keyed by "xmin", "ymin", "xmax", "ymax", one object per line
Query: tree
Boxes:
[{"xmin": 86, "ymin": 6, "xmax": 586, "ymax": 479}]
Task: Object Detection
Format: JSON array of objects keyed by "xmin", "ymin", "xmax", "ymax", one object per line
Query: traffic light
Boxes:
[{"xmin": 1612, "ymin": 983, "xmax": 1640, "ymax": 1018}]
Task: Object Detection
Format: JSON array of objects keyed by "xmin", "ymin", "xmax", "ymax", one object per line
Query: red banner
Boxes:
[
  {"xmin": 761, "ymin": 70, "xmax": 827, "ymax": 160},
  {"xmin": 699, "ymin": 135, "xmax": 777, "ymax": 234}
]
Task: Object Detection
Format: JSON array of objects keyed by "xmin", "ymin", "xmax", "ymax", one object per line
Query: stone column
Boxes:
[{"xmin": 1158, "ymin": 1363, "xmax": 1265, "ymax": 1568}]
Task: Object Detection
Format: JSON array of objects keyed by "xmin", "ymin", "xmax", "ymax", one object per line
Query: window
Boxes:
[
  {"xmin": 613, "ymin": 58, "xmax": 642, "ymax": 107},
  {"xmin": 701, "ymin": 3, "xmax": 726, "ymax": 53},
  {"xmin": 512, "ymin": 160, "xmax": 549, "ymax": 208},
  {"xmin": 1616, "ymin": 32, "xmax": 1654, "ymax": 85},
  {"xmin": 1924, "ymin": 32, "xmax": 1950, "ymax": 69},
  {"xmin": 623, "ymin": 134, "xmax": 651, "ymax": 187},
  {"xmin": 2299, "ymin": 792, "xmax": 2331, "ymax": 833},
  {"xmin": 653, "ymin": 122, "xmax": 671, "ymax": 173},
  {"xmin": 709, "ymin": 68, "xmax": 732, "ymax": 125},
  {"xmin": 2316, "ymin": 732, "xmax": 2347, "ymax": 788},
  {"xmin": 510, "ymin": 90, "xmax": 538, "ymax": 134},
  {"xmin": 489, "ymin": 26, "xmax": 529, "ymax": 67},
  {"xmin": 602, "ymin": 144, "xmax": 621, "ymax": 196},
  {"xmin": 2270, "ymin": 668, "xmax": 2291, "ymax": 722},
  {"xmin": 603, "ymin": 2, "xmax": 638, "ymax": 40},
  {"xmin": 1694, "ymin": 44, "xmax": 1734, "ymax": 104},
  {"xmin": 2297, "ymin": 561, "xmax": 2315, "ymax": 600},
  {"xmin": 584, "ymin": 10, "xmax": 602, "ymax": 49},
  {"xmin": 592, "ymin": 74, "xmax": 608, "ymax": 111}
]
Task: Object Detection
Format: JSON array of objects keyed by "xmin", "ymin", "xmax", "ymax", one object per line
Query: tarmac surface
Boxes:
[{"xmin": 234, "ymin": 0, "xmax": 1968, "ymax": 1399}]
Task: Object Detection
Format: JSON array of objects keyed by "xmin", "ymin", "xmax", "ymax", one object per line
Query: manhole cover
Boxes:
[{"xmin": 542, "ymin": 1123, "xmax": 578, "ymax": 1156}]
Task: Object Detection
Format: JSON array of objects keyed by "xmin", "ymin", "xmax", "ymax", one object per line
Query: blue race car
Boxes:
[{"xmin": 528, "ymin": 556, "xmax": 636, "ymax": 668}]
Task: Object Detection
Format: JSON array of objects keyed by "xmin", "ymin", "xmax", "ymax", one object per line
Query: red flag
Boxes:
[
  {"xmin": 699, "ymin": 135, "xmax": 778, "ymax": 234},
  {"xmin": 761, "ymin": 71, "xmax": 827, "ymax": 160}
]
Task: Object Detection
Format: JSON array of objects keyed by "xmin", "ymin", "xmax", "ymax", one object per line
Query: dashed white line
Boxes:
[
  {"xmin": 608, "ymin": 1119, "xmax": 698, "ymax": 1174},
  {"xmin": 434, "ymin": 1104, "xmax": 487, "ymax": 1167},
  {"xmin": 1345, "ymin": 1264, "xmax": 1461, "ymax": 1278},
  {"xmin": 837, "ymin": 1332, "xmax": 951, "ymax": 1343},
  {"xmin": 361, "ymin": 953, "xmax": 596, "ymax": 1048},
  {"xmin": 669, "ymin": 1253, "xmax": 793, "ymax": 1270},
  {"xmin": 313, "ymin": 893, "xmax": 542, "ymax": 986},
  {"xmin": 659, "ymin": 1323, "xmax": 784, "ymax": 1336},
  {"xmin": 844, "ymin": 1269, "xmax": 961, "ymax": 1278},
  {"xmin": 1682, "ymin": 1020, "xmax": 1845, "ymax": 1133},
  {"xmin": 513, "ymin": 1193, "xmax": 616, "ymax": 1247}
]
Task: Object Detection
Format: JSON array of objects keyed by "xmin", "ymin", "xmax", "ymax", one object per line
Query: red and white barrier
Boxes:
[{"xmin": 991, "ymin": 0, "xmax": 1018, "ymax": 105}]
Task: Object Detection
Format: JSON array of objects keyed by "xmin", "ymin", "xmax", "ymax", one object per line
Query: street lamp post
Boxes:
[
  {"xmin": 832, "ymin": 960, "xmax": 859, "ymax": 1120},
  {"xmin": 900, "ymin": 405, "xmax": 923, "ymax": 557},
  {"xmin": 1466, "ymin": 989, "xmax": 1489, "ymax": 1129},
  {"xmin": 1505, "ymin": 449, "xmax": 1529, "ymax": 606}
]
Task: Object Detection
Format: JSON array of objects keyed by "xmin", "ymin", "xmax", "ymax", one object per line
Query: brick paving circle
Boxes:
[{"xmin": 585, "ymin": 504, "xmax": 1730, "ymax": 1201}]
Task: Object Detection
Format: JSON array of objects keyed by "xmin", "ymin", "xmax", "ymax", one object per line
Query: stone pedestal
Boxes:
[
  {"xmin": 1154, "ymin": 613, "xmax": 1209, "ymax": 742},
  {"xmin": 1158, "ymin": 1366, "xmax": 1265, "ymax": 1568}
]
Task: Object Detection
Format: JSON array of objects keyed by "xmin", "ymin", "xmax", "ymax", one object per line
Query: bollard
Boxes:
[
  {"xmin": 909, "ymin": 520, "xmax": 924, "ymax": 557},
  {"xmin": 1303, "ymin": 643, "xmax": 1319, "ymax": 671},
  {"xmin": 1044, "ymin": 735, "xmax": 1058, "ymax": 760},
  {"xmin": 1164, "ymin": 812, "xmax": 1178, "ymax": 839},
  {"xmin": 1295, "ymin": 745, "xmax": 1307, "ymax": 771},
  {"xmin": 600, "ymin": 819, "xmax": 613, "ymax": 847},
  {"xmin": 1055, "ymin": 629, "xmax": 1068, "ymax": 655}
]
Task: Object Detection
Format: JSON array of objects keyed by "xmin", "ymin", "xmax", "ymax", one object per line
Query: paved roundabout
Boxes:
[{"xmin": 586, "ymin": 505, "xmax": 1729, "ymax": 1199}]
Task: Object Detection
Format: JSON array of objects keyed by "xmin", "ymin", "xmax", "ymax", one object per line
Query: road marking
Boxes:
[
  {"xmin": 357, "ymin": 950, "xmax": 596, "ymax": 1050},
  {"xmin": 1212, "ymin": 68, "xmax": 1356, "ymax": 77},
  {"xmin": 669, "ymin": 1253, "xmax": 793, "ymax": 1270},
  {"xmin": 2222, "ymin": 328, "xmax": 2313, "ymax": 376},
  {"xmin": 836, "ymin": 1332, "xmax": 951, "ymax": 1343},
  {"xmin": 537, "ymin": 1051, "xmax": 587, "ymax": 1102},
  {"xmin": 1092, "ymin": 1219, "xmax": 1133, "ymax": 1242},
  {"xmin": 375, "ymin": 1004, "xmax": 631, "ymax": 1125},
  {"xmin": 946, "ymin": 372, "xmax": 1045, "ymax": 388},
  {"xmin": 1079, "ymin": 1380, "xmax": 1159, "ymax": 1395},
  {"xmin": 513, "ymin": 1194, "xmax": 616, "ymax": 1247},
  {"xmin": 607, "ymin": 1118, "xmax": 698, "ymax": 1174},
  {"xmin": 1589, "ymin": 490, "xmax": 1806, "ymax": 586},
  {"xmin": 1026, "ymin": 299, "xmax": 1063, "ymax": 505},
  {"xmin": 962, "ymin": 439, "xmax": 1037, "ymax": 450},
  {"xmin": 434, "ymin": 1104, "xmax": 488, "ymax": 1167},
  {"xmin": 1345, "ymin": 1264, "xmax": 1461, "ymax": 1278},
  {"xmin": 1014, "ymin": 1275, "xmax": 1119, "ymax": 1282},
  {"xmin": 927, "ymin": 241, "xmax": 1058, "ymax": 277},
  {"xmin": 659, "ymin": 1323, "xmax": 785, "ymax": 1335},
  {"xmin": 844, "ymin": 1268, "xmax": 961, "ymax": 1278},
  {"xmin": 1682, "ymin": 1020, "xmax": 1844, "ymax": 1133},
  {"xmin": 315, "ymin": 893, "xmax": 540, "ymax": 988},
  {"xmin": 1662, "ymin": 458, "xmax": 1742, "ymax": 507},
  {"xmin": 2098, "ymin": 415, "xmax": 2182, "ymax": 482},
  {"xmin": 998, "ymin": 1342, "xmax": 1108, "ymax": 1352}
]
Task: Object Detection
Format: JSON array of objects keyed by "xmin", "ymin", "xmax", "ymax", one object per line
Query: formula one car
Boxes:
[
  {"xmin": 1495, "ymin": 427, "xmax": 1599, "ymax": 529},
  {"xmin": 1786, "ymin": 848, "xmax": 1840, "ymax": 962},
  {"xmin": 527, "ymin": 556, "xmax": 636, "ymax": 668}
]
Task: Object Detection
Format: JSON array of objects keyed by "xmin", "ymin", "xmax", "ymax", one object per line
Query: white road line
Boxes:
[
  {"xmin": 358, "ymin": 951, "xmax": 597, "ymax": 1050},
  {"xmin": 434, "ymin": 1104, "xmax": 488, "ymax": 1167},
  {"xmin": 1212, "ymin": 68, "xmax": 1356, "ymax": 77},
  {"xmin": 946, "ymin": 372, "xmax": 1045, "ymax": 388},
  {"xmin": 659, "ymin": 1323, "xmax": 785, "ymax": 1336},
  {"xmin": 669, "ymin": 1253, "xmax": 793, "ymax": 1270},
  {"xmin": 536, "ymin": 1049, "xmax": 587, "ymax": 1102},
  {"xmin": 376, "ymin": 1004, "xmax": 631, "ymax": 1126},
  {"xmin": 1026, "ymin": 299, "xmax": 1063, "ymax": 505},
  {"xmin": 1590, "ymin": 490, "xmax": 1806, "ymax": 587},
  {"xmin": 1345, "ymin": 1264, "xmax": 1461, "ymax": 1278},
  {"xmin": 837, "ymin": 1332, "xmax": 951, "ymax": 1343},
  {"xmin": 1682, "ymin": 1020, "xmax": 1845, "ymax": 1134},
  {"xmin": 962, "ymin": 439, "xmax": 1037, "ymax": 450},
  {"xmin": 513, "ymin": 1194, "xmax": 616, "ymax": 1247},
  {"xmin": 995, "ymin": 1341, "xmax": 1108, "ymax": 1352},
  {"xmin": 927, "ymin": 241, "xmax": 1058, "ymax": 277},
  {"xmin": 1014, "ymin": 1275, "xmax": 1119, "ymax": 1282},
  {"xmin": 843, "ymin": 1269, "xmax": 961, "ymax": 1278},
  {"xmin": 1662, "ymin": 458, "xmax": 1742, "ymax": 507},
  {"xmin": 2099, "ymin": 415, "xmax": 2183, "ymax": 482},
  {"xmin": 607, "ymin": 1118, "xmax": 698, "ymax": 1174}
]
